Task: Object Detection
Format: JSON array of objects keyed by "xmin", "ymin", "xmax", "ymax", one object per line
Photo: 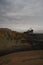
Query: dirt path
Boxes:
[{"xmin": 0, "ymin": 50, "xmax": 43, "ymax": 65}]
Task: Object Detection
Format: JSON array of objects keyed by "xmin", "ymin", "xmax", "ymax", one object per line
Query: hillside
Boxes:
[
  {"xmin": 0, "ymin": 28, "xmax": 31, "ymax": 50},
  {"xmin": 0, "ymin": 28, "xmax": 43, "ymax": 51}
]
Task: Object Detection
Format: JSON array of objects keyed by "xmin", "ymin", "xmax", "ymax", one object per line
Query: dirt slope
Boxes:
[{"xmin": 0, "ymin": 50, "xmax": 43, "ymax": 65}]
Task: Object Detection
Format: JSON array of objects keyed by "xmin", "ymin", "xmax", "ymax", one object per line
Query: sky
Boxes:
[{"xmin": 0, "ymin": 0, "xmax": 43, "ymax": 32}]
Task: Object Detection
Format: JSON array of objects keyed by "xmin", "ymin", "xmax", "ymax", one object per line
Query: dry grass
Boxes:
[{"xmin": 0, "ymin": 50, "xmax": 43, "ymax": 65}]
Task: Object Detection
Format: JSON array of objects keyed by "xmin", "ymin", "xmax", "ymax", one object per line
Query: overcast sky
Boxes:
[{"xmin": 0, "ymin": 0, "xmax": 43, "ymax": 32}]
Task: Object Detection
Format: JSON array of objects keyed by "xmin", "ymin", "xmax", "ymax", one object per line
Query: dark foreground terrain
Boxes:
[
  {"xmin": 0, "ymin": 50, "xmax": 43, "ymax": 65},
  {"xmin": 0, "ymin": 28, "xmax": 43, "ymax": 65}
]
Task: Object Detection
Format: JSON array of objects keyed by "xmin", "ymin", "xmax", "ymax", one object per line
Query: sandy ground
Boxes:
[{"xmin": 0, "ymin": 50, "xmax": 43, "ymax": 65}]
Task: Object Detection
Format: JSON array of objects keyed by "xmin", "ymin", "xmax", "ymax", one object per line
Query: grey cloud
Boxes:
[
  {"xmin": 0, "ymin": 0, "xmax": 26, "ymax": 24},
  {"xmin": 20, "ymin": 0, "xmax": 43, "ymax": 16},
  {"xmin": 0, "ymin": 0, "xmax": 43, "ymax": 31},
  {"xmin": 0, "ymin": 0, "xmax": 26, "ymax": 17}
]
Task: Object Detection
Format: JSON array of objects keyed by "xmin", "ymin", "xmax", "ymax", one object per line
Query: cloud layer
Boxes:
[{"xmin": 0, "ymin": 0, "xmax": 43, "ymax": 31}]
